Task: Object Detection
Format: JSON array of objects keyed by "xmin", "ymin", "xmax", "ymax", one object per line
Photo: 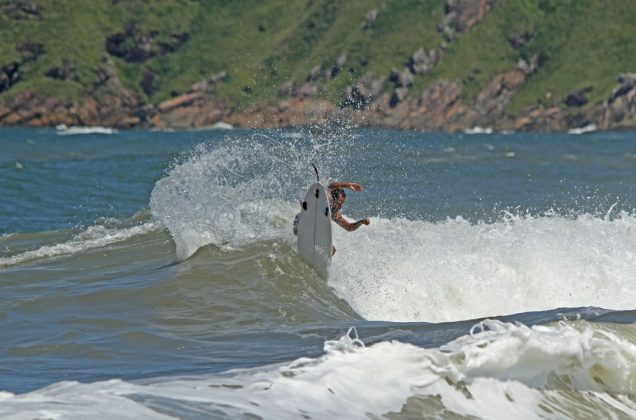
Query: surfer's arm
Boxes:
[
  {"xmin": 332, "ymin": 213, "xmax": 370, "ymax": 231},
  {"xmin": 328, "ymin": 181, "xmax": 363, "ymax": 192}
]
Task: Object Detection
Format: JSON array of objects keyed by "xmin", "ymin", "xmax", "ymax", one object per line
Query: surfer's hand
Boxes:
[
  {"xmin": 360, "ymin": 218, "xmax": 370, "ymax": 225},
  {"xmin": 349, "ymin": 183, "xmax": 363, "ymax": 192}
]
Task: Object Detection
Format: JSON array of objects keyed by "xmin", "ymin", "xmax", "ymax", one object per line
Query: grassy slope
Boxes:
[{"xmin": 1, "ymin": 0, "xmax": 635, "ymax": 116}]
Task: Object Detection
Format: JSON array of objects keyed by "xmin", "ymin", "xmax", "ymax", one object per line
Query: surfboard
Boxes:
[{"xmin": 296, "ymin": 182, "xmax": 332, "ymax": 279}]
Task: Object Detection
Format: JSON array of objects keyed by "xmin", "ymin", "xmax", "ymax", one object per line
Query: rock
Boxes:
[
  {"xmin": 140, "ymin": 70, "xmax": 158, "ymax": 96},
  {"xmin": 213, "ymin": 71, "xmax": 227, "ymax": 83},
  {"xmin": 390, "ymin": 87, "xmax": 409, "ymax": 107},
  {"xmin": 278, "ymin": 80, "xmax": 295, "ymax": 97},
  {"xmin": 599, "ymin": 73, "xmax": 636, "ymax": 130},
  {"xmin": 564, "ymin": 86, "xmax": 592, "ymax": 107},
  {"xmin": 298, "ymin": 83, "xmax": 318, "ymax": 97},
  {"xmin": 512, "ymin": 106, "xmax": 568, "ymax": 132},
  {"xmin": 617, "ymin": 73, "xmax": 636, "ymax": 86},
  {"xmin": 442, "ymin": 0, "xmax": 497, "ymax": 33},
  {"xmin": 609, "ymin": 73, "xmax": 636, "ymax": 101},
  {"xmin": 389, "ymin": 68, "xmax": 413, "ymax": 88},
  {"xmin": 0, "ymin": 62, "xmax": 22, "ymax": 93},
  {"xmin": 189, "ymin": 71, "xmax": 225, "ymax": 93},
  {"xmin": 336, "ymin": 52, "xmax": 348, "ymax": 68},
  {"xmin": 417, "ymin": 80, "xmax": 462, "ymax": 114},
  {"xmin": 45, "ymin": 60, "xmax": 78, "ymax": 82},
  {"xmin": 408, "ymin": 48, "xmax": 439, "ymax": 75},
  {"xmin": 508, "ymin": 31, "xmax": 534, "ymax": 49},
  {"xmin": 330, "ymin": 52, "xmax": 347, "ymax": 78},
  {"xmin": 473, "ymin": 70, "xmax": 526, "ymax": 122},
  {"xmin": 157, "ymin": 91, "xmax": 203, "ymax": 112},
  {"xmin": 363, "ymin": 9, "xmax": 378, "ymax": 29},
  {"xmin": 344, "ymin": 77, "xmax": 385, "ymax": 109},
  {"xmin": 306, "ymin": 65, "xmax": 321, "ymax": 82}
]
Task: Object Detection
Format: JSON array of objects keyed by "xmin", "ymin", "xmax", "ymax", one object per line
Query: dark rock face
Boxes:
[
  {"xmin": 564, "ymin": 87, "xmax": 592, "ymax": 107},
  {"xmin": 0, "ymin": 62, "xmax": 22, "ymax": 93},
  {"xmin": 45, "ymin": 60, "xmax": 78, "ymax": 82},
  {"xmin": 508, "ymin": 31, "xmax": 534, "ymax": 49},
  {"xmin": 140, "ymin": 69, "xmax": 158, "ymax": 96},
  {"xmin": 106, "ymin": 23, "xmax": 189, "ymax": 63}
]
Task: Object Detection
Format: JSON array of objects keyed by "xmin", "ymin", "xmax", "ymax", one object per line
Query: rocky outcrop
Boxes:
[
  {"xmin": 140, "ymin": 71, "xmax": 230, "ymax": 128},
  {"xmin": 598, "ymin": 73, "xmax": 636, "ymax": 130},
  {"xmin": 404, "ymin": 80, "xmax": 464, "ymax": 130},
  {"xmin": 472, "ymin": 69, "xmax": 526, "ymax": 125}
]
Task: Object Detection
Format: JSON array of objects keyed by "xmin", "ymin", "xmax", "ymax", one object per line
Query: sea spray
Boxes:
[{"xmin": 149, "ymin": 131, "xmax": 356, "ymax": 260}]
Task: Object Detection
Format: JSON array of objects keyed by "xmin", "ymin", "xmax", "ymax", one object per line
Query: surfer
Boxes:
[
  {"xmin": 327, "ymin": 181, "xmax": 370, "ymax": 231},
  {"xmin": 327, "ymin": 181, "xmax": 370, "ymax": 255}
]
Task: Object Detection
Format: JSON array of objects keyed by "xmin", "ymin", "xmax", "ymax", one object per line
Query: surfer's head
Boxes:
[{"xmin": 331, "ymin": 188, "xmax": 346, "ymax": 205}]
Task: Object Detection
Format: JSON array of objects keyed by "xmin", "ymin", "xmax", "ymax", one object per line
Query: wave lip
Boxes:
[{"xmin": 0, "ymin": 223, "xmax": 157, "ymax": 268}]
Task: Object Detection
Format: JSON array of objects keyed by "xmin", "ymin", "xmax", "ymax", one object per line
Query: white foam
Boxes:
[
  {"xmin": 329, "ymin": 212, "xmax": 636, "ymax": 322},
  {"xmin": 2, "ymin": 321, "xmax": 635, "ymax": 419},
  {"xmin": 0, "ymin": 223, "xmax": 157, "ymax": 267},
  {"xmin": 568, "ymin": 124, "xmax": 598, "ymax": 135},
  {"xmin": 55, "ymin": 124, "xmax": 118, "ymax": 135}
]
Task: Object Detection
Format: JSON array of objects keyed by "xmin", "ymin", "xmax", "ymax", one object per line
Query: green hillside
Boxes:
[{"xmin": 1, "ymin": 0, "xmax": 635, "ymax": 124}]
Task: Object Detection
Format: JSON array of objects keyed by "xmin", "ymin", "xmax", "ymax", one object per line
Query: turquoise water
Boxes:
[{"xmin": 1, "ymin": 127, "xmax": 636, "ymax": 418}]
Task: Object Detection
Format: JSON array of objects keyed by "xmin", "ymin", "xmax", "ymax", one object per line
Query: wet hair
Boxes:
[{"xmin": 331, "ymin": 188, "xmax": 346, "ymax": 201}]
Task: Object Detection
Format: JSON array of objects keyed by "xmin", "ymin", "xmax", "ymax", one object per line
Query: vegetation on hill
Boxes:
[{"xmin": 1, "ymin": 0, "xmax": 635, "ymax": 130}]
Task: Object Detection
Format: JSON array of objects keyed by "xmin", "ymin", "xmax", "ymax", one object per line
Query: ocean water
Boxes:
[{"xmin": 1, "ymin": 126, "xmax": 636, "ymax": 419}]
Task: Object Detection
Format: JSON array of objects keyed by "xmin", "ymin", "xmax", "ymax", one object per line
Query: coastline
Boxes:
[{"xmin": 1, "ymin": 73, "xmax": 634, "ymax": 134}]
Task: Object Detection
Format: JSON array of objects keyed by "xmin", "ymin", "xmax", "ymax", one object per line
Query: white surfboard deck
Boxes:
[{"xmin": 296, "ymin": 182, "xmax": 332, "ymax": 279}]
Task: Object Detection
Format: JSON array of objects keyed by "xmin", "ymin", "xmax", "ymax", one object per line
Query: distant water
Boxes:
[{"xmin": 1, "ymin": 127, "xmax": 636, "ymax": 418}]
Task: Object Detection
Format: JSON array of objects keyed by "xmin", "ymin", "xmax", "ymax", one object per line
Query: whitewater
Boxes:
[{"xmin": 1, "ymin": 127, "xmax": 635, "ymax": 418}]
